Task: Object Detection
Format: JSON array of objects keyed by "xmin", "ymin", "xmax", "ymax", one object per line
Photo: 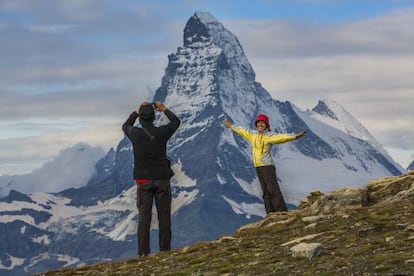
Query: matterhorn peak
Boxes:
[
  {"xmin": 182, "ymin": 11, "xmax": 254, "ymax": 78},
  {"xmin": 194, "ymin": 11, "xmax": 220, "ymax": 23},
  {"xmin": 183, "ymin": 11, "xmax": 222, "ymax": 47},
  {"xmin": 155, "ymin": 11, "xmax": 260, "ymax": 128}
]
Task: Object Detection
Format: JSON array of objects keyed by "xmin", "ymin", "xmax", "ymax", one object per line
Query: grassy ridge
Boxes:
[{"xmin": 37, "ymin": 172, "xmax": 414, "ymax": 275}]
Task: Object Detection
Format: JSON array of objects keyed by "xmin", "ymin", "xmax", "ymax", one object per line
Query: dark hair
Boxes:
[{"xmin": 139, "ymin": 104, "xmax": 155, "ymax": 121}]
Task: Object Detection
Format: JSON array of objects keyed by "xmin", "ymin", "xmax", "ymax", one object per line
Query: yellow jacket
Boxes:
[{"xmin": 230, "ymin": 126, "xmax": 296, "ymax": 167}]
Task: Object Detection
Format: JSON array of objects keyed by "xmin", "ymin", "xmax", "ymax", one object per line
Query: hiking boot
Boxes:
[{"xmin": 138, "ymin": 253, "xmax": 149, "ymax": 259}]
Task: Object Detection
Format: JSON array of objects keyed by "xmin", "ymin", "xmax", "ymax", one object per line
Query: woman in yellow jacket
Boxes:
[{"xmin": 224, "ymin": 114, "xmax": 306, "ymax": 214}]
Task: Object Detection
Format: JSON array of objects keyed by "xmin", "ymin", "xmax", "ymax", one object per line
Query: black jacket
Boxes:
[{"xmin": 122, "ymin": 109, "xmax": 180, "ymax": 180}]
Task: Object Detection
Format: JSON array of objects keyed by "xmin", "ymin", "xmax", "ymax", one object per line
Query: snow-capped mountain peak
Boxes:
[
  {"xmin": 308, "ymin": 99, "xmax": 399, "ymax": 162},
  {"xmin": 310, "ymin": 99, "xmax": 373, "ymax": 141}
]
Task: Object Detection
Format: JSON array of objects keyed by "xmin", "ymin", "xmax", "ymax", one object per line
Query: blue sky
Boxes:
[
  {"xmin": 203, "ymin": 0, "xmax": 411, "ymax": 22},
  {"xmin": 0, "ymin": 0, "xmax": 413, "ymax": 175}
]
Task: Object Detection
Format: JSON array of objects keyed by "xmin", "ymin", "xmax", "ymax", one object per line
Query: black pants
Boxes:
[
  {"xmin": 136, "ymin": 180, "xmax": 172, "ymax": 255},
  {"xmin": 256, "ymin": 165, "xmax": 287, "ymax": 213}
]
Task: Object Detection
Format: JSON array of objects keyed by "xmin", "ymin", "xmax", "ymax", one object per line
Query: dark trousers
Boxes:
[
  {"xmin": 256, "ymin": 165, "xmax": 287, "ymax": 213},
  {"xmin": 136, "ymin": 180, "xmax": 172, "ymax": 255}
]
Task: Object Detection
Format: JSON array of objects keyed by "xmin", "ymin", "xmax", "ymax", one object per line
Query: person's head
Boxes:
[
  {"xmin": 255, "ymin": 114, "xmax": 270, "ymax": 132},
  {"xmin": 139, "ymin": 102, "xmax": 155, "ymax": 124}
]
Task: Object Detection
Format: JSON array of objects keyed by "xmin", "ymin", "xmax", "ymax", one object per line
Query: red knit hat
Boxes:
[{"xmin": 255, "ymin": 114, "xmax": 270, "ymax": 129}]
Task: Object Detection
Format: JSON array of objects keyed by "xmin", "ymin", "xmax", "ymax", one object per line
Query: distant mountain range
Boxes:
[
  {"xmin": 0, "ymin": 11, "xmax": 405, "ymax": 276},
  {"xmin": 0, "ymin": 143, "xmax": 105, "ymax": 197}
]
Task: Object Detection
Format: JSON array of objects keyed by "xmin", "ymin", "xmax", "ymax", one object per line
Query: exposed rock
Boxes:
[
  {"xmin": 300, "ymin": 171, "xmax": 414, "ymax": 216},
  {"xmin": 281, "ymin": 233, "xmax": 325, "ymax": 247},
  {"xmin": 215, "ymin": 236, "xmax": 237, "ymax": 243},
  {"xmin": 303, "ymin": 187, "xmax": 364, "ymax": 216},
  {"xmin": 238, "ymin": 211, "xmax": 299, "ymax": 232},
  {"xmin": 301, "ymin": 215, "xmax": 327, "ymax": 223},
  {"xmin": 290, "ymin": 242, "xmax": 324, "ymax": 260},
  {"xmin": 366, "ymin": 171, "xmax": 414, "ymax": 203}
]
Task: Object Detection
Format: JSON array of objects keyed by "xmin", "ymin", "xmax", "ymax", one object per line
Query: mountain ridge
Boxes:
[{"xmin": 35, "ymin": 171, "xmax": 414, "ymax": 275}]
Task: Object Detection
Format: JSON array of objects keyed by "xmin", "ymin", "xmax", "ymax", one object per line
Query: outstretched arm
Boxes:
[
  {"xmin": 224, "ymin": 119, "xmax": 232, "ymax": 128},
  {"xmin": 295, "ymin": 130, "xmax": 307, "ymax": 140},
  {"xmin": 223, "ymin": 118, "xmax": 253, "ymax": 142},
  {"xmin": 266, "ymin": 130, "xmax": 307, "ymax": 144}
]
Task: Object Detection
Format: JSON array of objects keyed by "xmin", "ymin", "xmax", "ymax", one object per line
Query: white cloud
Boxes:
[
  {"xmin": 27, "ymin": 24, "xmax": 78, "ymax": 34},
  {"xmin": 0, "ymin": 143, "xmax": 106, "ymax": 196},
  {"xmin": 0, "ymin": 120, "xmax": 123, "ymax": 175}
]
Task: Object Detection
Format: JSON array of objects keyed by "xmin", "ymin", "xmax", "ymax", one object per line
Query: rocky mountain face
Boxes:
[
  {"xmin": 408, "ymin": 160, "xmax": 414, "ymax": 171},
  {"xmin": 36, "ymin": 171, "xmax": 414, "ymax": 275},
  {"xmin": 0, "ymin": 11, "xmax": 406, "ymax": 276}
]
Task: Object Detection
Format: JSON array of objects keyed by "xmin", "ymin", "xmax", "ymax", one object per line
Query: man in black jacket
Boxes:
[{"xmin": 122, "ymin": 101, "xmax": 180, "ymax": 257}]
